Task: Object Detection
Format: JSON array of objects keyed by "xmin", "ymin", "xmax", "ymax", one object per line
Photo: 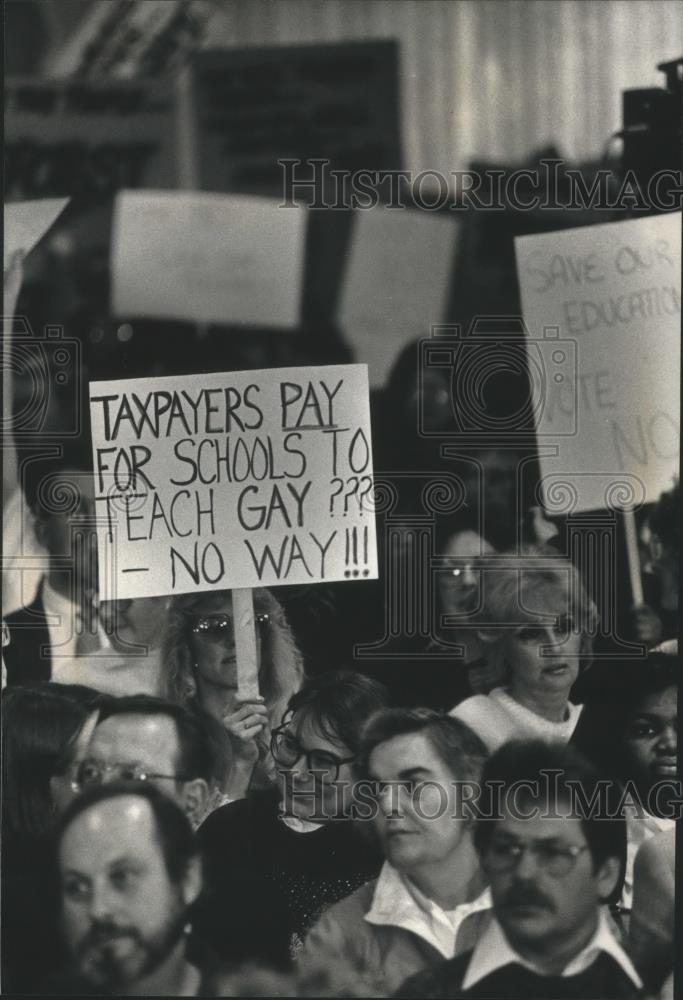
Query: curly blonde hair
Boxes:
[
  {"xmin": 475, "ymin": 549, "xmax": 599, "ymax": 683},
  {"xmin": 163, "ymin": 588, "xmax": 304, "ymax": 734}
]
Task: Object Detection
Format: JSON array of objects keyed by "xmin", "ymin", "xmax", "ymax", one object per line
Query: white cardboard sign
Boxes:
[
  {"xmin": 89, "ymin": 364, "xmax": 377, "ymax": 599},
  {"xmin": 4, "ymin": 198, "xmax": 69, "ymax": 269},
  {"xmin": 340, "ymin": 206, "xmax": 458, "ymax": 387},
  {"xmin": 111, "ymin": 190, "xmax": 305, "ymax": 327},
  {"xmin": 515, "ymin": 212, "xmax": 680, "ymax": 514}
]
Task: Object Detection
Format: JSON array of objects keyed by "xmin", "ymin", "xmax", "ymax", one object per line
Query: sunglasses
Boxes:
[
  {"xmin": 188, "ymin": 612, "xmax": 270, "ymax": 640},
  {"xmin": 513, "ymin": 614, "xmax": 576, "ymax": 643}
]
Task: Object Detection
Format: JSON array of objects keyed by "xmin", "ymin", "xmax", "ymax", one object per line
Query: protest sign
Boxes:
[
  {"xmin": 5, "ymin": 76, "xmax": 174, "ymax": 201},
  {"xmin": 340, "ymin": 207, "xmax": 458, "ymax": 387},
  {"xmin": 3, "ymin": 198, "xmax": 69, "ymax": 269},
  {"xmin": 111, "ymin": 190, "xmax": 305, "ymax": 328},
  {"xmin": 89, "ymin": 364, "xmax": 378, "ymax": 600},
  {"xmin": 515, "ymin": 211, "xmax": 680, "ymax": 514},
  {"xmin": 191, "ymin": 41, "xmax": 401, "ymax": 196}
]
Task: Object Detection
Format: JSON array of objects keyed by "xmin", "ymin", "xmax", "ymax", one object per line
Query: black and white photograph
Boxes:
[{"xmin": 2, "ymin": 1, "xmax": 681, "ymax": 997}]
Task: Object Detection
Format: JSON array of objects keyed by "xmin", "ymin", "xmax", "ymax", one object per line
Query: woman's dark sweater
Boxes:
[{"xmin": 194, "ymin": 789, "xmax": 381, "ymax": 969}]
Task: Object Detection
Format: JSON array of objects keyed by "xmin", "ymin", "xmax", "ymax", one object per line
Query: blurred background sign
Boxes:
[
  {"xmin": 3, "ymin": 1, "xmax": 681, "ymax": 389},
  {"xmin": 111, "ymin": 191, "xmax": 306, "ymax": 327},
  {"xmin": 189, "ymin": 40, "xmax": 401, "ymax": 196},
  {"xmin": 4, "ymin": 198, "xmax": 69, "ymax": 268},
  {"xmin": 340, "ymin": 207, "xmax": 459, "ymax": 388},
  {"xmin": 4, "ymin": 77, "xmax": 177, "ymax": 202}
]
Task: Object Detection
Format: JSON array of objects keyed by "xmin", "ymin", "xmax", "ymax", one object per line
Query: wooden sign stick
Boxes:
[
  {"xmin": 232, "ymin": 587, "xmax": 261, "ymax": 701},
  {"xmin": 623, "ymin": 507, "xmax": 644, "ymax": 607}
]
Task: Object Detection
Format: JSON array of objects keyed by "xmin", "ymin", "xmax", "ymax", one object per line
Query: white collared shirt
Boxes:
[
  {"xmin": 461, "ymin": 910, "xmax": 642, "ymax": 990},
  {"xmin": 43, "ymin": 581, "xmax": 167, "ymax": 696},
  {"xmin": 652, "ymin": 639, "xmax": 677, "ymax": 654},
  {"xmin": 623, "ymin": 806, "xmax": 675, "ymax": 910},
  {"xmin": 279, "ymin": 808, "xmax": 324, "ymax": 834},
  {"xmin": 42, "ymin": 579, "xmax": 111, "ymax": 665},
  {"xmin": 365, "ymin": 861, "xmax": 491, "ymax": 959},
  {"xmin": 2, "ymin": 486, "xmax": 45, "ymax": 617}
]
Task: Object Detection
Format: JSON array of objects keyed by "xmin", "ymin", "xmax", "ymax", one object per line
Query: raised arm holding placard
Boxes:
[{"xmin": 89, "ymin": 363, "xmax": 378, "ymax": 795}]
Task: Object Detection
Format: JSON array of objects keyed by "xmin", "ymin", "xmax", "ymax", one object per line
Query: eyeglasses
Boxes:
[
  {"xmin": 72, "ymin": 759, "xmax": 190, "ymax": 793},
  {"xmin": 188, "ymin": 612, "xmax": 270, "ymax": 640},
  {"xmin": 270, "ymin": 726, "xmax": 355, "ymax": 782},
  {"xmin": 483, "ymin": 838, "xmax": 589, "ymax": 877}
]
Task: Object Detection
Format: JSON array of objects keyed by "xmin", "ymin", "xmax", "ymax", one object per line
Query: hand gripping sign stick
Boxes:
[{"xmin": 232, "ymin": 587, "xmax": 261, "ymax": 700}]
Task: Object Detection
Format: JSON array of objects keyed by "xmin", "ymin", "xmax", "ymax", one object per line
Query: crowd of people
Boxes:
[{"xmin": 2, "ymin": 245, "xmax": 679, "ymax": 1000}]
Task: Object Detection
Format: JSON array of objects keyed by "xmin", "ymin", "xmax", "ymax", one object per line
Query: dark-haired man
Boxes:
[
  {"xmin": 299, "ymin": 709, "xmax": 491, "ymax": 994},
  {"xmin": 50, "ymin": 785, "xmax": 207, "ymax": 995},
  {"xmin": 398, "ymin": 741, "xmax": 642, "ymax": 999},
  {"xmin": 4, "ymin": 449, "xmax": 173, "ymax": 695},
  {"xmin": 4, "ymin": 449, "xmax": 103, "ymax": 685},
  {"xmin": 75, "ymin": 695, "xmax": 216, "ymax": 828}
]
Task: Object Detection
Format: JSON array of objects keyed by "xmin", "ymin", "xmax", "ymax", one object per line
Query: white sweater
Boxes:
[{"xmin": 450, "ymin": 687, "xmax": 583, "ymax": 752}]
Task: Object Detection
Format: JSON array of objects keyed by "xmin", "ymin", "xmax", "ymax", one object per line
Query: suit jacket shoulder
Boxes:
[{"xmin": 4, "ymin": 594, "xmax": 52, "ymax": 684}]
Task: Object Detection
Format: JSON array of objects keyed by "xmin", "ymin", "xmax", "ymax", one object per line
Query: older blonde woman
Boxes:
[
  {"xmin": 450, "ymin": 554, "xmax": 597, "ymax": 751},
  {"xmin": 164, "ymin": 588, "xmax": 304, "ymax": 799}
]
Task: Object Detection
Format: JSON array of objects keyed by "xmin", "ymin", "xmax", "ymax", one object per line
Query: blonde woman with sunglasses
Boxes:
[
  {"xmin": 164, "ymin": 588, "xmax": 303, "ymax": 800},
  {"xmin": 450, "ymin": 553, "xmax": 598, "ymax": 752}
]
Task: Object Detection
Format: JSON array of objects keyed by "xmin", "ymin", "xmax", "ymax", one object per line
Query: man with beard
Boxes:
[
  {"xmin": 48, "ymin": 784, "xmax": 209, "ymax": 996},
  {"xmin": 397, "ymin": 741, "xmax": 643, "ymax": 999}
]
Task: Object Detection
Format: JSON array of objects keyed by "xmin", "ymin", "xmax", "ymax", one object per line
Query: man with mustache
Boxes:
[
  {"xmin": 397, "ymin": 741, "xmax": 643, "ymax": 999},
  {"xmin": 49, "ymin": 784, "xmax": 209, "ymax": 996}
]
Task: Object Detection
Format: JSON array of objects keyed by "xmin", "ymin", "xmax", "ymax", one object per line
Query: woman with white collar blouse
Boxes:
[{"xmin": 450, "ymin": 553, "xmax": 597, "ymax": 752}]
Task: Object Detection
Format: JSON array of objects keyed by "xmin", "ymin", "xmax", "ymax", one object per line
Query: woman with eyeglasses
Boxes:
[
  {"xmin": 435, "ymin": 523, "xmax": 500, "ymax": 699},
  {"xmin": 1, "ymin": 684, "xmax": 101, "ymax": 992},
  {"xmin": 449, "ymin": 553, "xmax": 598, "ymax": 752},
  {"xmin": 164, "ymin": 587, "xmax": 303, "ymax": 800},
  {"xmin": 193, "ymin": 670, "xmax": 390, "ymax": 970}
]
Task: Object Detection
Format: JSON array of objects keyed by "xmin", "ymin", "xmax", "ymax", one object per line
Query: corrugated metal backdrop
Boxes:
[{"xmin": 201, "ymin": 0, "xmax": 682, "ymax": 169}]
